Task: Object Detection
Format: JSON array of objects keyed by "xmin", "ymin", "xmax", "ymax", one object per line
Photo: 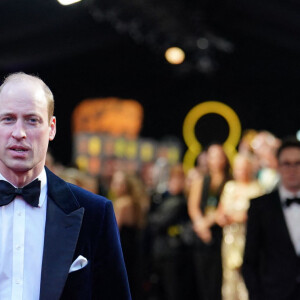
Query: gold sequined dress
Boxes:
[{"xmin": 220, "ymin": 180, "xmax": 263, "ymax": 300}]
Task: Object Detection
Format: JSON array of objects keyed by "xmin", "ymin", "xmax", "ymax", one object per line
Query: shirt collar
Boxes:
[{"xmin": 0, "ymin": 168, "xmax": 47, "ymax": 208}]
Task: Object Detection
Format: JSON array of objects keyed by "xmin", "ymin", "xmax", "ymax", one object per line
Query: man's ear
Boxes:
[{"xmin": 49, "ymin": 116, "xmax": 56, "ymax": 141}]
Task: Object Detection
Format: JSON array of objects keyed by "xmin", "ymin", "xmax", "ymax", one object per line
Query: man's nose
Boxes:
[{"xmin": 12, "ymin": 120, "xmax": 26, "ymax": 139}]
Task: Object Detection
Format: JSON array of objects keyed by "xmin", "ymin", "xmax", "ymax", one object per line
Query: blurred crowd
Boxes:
[{"xmin": 46, "ymin": 129, "xmax": 283, "ymax": 300}]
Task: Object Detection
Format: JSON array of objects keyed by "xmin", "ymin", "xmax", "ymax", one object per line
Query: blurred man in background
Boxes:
[{"xmin": 243, "ymin": 137, "xmax": 300, "ymax": 300}]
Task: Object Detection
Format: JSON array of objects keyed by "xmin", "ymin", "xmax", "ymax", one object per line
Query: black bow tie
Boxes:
[
  {"xmin": 285, "ymin": 197, "xmax": 300, "ymax": 207},
  {"xmin": 0, "ymin": 178, "xmax": 41, "ymax": 207}
]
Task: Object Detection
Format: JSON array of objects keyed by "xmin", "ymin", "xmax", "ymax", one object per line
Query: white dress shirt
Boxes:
[
  {"xmin": 0, "ymin": 168, "xmax": 47, "ymax": 300},
  {"xmin": 279, "ymin": 184, "xmax": 300, "ymax": 255}
]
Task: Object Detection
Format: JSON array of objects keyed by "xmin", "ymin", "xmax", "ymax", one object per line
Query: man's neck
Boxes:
[
  {"xmin": 280, "ymin": 184, "xmax": 300, "ymax": 197},
  {"xmin": 0, "ymin": 168, "xmax": 43, "ymax": 187}
]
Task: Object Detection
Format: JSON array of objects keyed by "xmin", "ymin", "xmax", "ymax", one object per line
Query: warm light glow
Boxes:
[
  {"xmin": 165, "ymin": 47, "xmax": 185, "ymax": 64},
  {"xmin": 57, "ymin": 0, "xmax": 81, "ymax": 5}
]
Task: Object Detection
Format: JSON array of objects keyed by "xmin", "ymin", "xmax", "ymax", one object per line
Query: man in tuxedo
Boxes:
[
  {"xmin": 243, "ymin": 138, "xmax": 300, "ymax": 300},
  {"xmin": 0, "ymin": 72, "xmax": 131, "ymax": 299}
]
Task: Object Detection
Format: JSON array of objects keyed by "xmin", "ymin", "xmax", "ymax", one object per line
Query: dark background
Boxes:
[{"xmin": 0, "ymin": 0, "xmax": 299, "ymax": 165}]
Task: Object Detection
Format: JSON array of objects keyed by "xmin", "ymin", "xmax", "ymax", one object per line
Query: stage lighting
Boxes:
[
  {"xmin": 57, "ymin": 0, "xmax": 81, "ymax": 5},
  {"xmin": 165, "ymin": 47, "xmax": 185, "ymax": 65}
]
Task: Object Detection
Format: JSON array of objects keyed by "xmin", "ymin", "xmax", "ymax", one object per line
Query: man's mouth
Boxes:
[{"xmin": 10, "ymin": 147, "xmax": 28, "ymax": 152}]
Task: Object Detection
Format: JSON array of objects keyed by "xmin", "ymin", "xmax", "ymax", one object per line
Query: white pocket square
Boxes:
[{"xmin": 69, "ymin": 255, "xmax": 88, "ymax": 273}]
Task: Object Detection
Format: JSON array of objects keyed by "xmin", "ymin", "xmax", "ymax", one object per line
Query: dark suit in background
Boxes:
[
  {"xmin": 242, "ymin": 190, "xmax": 300, "ymax": 300},
  {"xmin": 242, "ymin": 138, "xmax": 300, "ymax": 300}
]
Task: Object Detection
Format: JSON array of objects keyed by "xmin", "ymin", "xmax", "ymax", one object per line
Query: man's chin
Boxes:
[
  {"xmin": 285, "ymin": 183, "xmax": 300, "ymax": 192},
  {"xmin": 6, "ymin": 162, "xmax": 32, "ymax": 174}
]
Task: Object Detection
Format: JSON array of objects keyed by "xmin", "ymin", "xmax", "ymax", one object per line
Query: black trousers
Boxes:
[
  {"xmin": 192, "ymin": 248, "xmax": 222, "ymax": 300},
  {"xmin": 154, "ymin": 252, "xmax": 194, "ymax": 300}
]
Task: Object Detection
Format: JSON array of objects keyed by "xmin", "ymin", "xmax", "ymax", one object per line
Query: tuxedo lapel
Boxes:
[
  {"xmin": 269, "ymin": 191, "xmax": 297, "ymax": 256},
  {"xmin": 40, "ymin": 168, "xmax": 85, "ymax": 300}
]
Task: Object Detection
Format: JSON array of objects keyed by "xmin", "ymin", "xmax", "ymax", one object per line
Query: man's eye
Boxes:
[
  {"xmin": 28, "ymin": 118, "xmax": 38, "ymax": 123},
  {"xmin": 2, "ymin": 117, "xmax": 13, "ymax": 122},
  {"xmin": 280, "ymin": 161, "xmax": 300, "ymax": 168}
]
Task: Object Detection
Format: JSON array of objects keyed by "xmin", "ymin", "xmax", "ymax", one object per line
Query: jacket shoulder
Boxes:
[
  {"xmin": 46, "ymin": 166, "xmax": 112, "ymax": 213},
  {"xmin": 67, "ymin": 182, "xmax": 112, "ymax": 210},
  {"xmin": 250, "ymin": 189, "xmax": 279, "ymax": 208}
]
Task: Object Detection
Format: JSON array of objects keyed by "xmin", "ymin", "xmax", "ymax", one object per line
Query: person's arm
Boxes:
[
  {"xmin": 216, "ymin": 201, "xmax": 248, "ymax": 225},
  {"xmin": 215, "ymin": 182, "xmax": 231, "ymax": 226},
  {"xmin": 187, "ymin": 176, "xmax": 212, "ymax": 243},
  {"xmin": 242, "ymin": 198, "xmax": 263, "ymax": 300},
  {"xmin": 215, "ymin": 201, "xmax": 231, "ymax": 227}
]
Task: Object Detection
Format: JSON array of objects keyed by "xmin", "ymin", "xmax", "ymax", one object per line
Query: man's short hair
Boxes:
[
  {"xmin": 276, "ymin": 137, "xmax": 300, "ymax": 159},
  {"xmin": 0, "ymin": 72, "xmax": 54, "ymax": 121}
]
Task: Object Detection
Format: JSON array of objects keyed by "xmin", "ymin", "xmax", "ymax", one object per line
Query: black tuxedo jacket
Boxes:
[
  {"xmin": 242, "ymin": 190, "xmax": 300, "ymax": 300},
  {"xmin": 39, "ymin": 168, "xmax": 131, "ymax": 300}
]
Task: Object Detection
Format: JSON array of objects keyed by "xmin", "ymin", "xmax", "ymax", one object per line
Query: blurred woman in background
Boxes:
[
  {"xmin": 216, "ymin": 153, "xmax": 263, "ymax": 300},
  {"xmin": 188, "ymin": 144, "xmax": 231, "ymax": 300},
  {"xmin": 110, "ymin": 170, "xmax": 149, "ymax": 300}
]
